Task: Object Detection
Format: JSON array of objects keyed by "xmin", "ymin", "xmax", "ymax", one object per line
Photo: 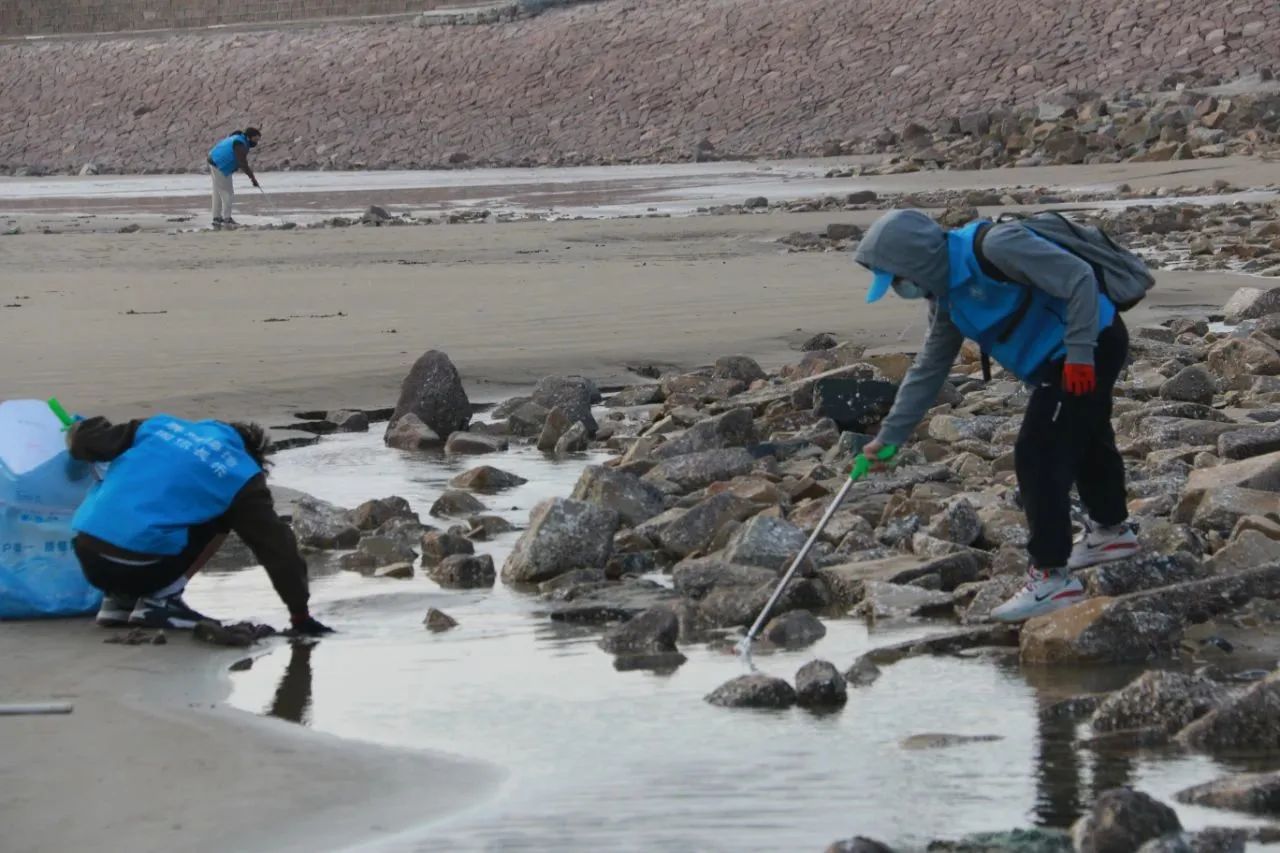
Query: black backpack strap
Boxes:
[{"xmin": 973, "ymin": 221, "xmax": 1035, "ymax": 348}]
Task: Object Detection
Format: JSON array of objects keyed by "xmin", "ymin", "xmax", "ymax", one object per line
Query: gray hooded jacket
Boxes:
[{"xmin": 854, "ymin": 209, "xmax": 1101, "ymax": 447}]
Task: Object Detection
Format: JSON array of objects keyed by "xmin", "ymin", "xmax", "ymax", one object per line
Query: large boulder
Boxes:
[
  {"xmin": 291, "ymin": 496, "xmax": 359, "ymax": 549},
  {"xmin": 811, "ymin": 378, "xmax": 898, "ymax": 433},
  {"xmin": 699, "ymin": 576, "xmax": 829, "ymax": 628},
  {"xmin": 654, "ymin": 493, "xmax": 756, "ymax": 557},
  {"xmin": 1223, "ymin": 286, "xmax": 1280, "ymax": 323},
  {"xmin": 1176, "ymin": 670, "xmax": 1280, "ymax": 752},
  {"xmin": 350, "ymin": 496, "xmax": 418, "ymax": 531},
  {"xmin": 795, "ymin": 660, "xmax": 847, "ymax": 709},
  {"xmin": 1020, "ymin": 598, "xmax": 1184, "ymax": 665},
  {"xmin": 1090, "ymin": 670, "xmax": 1227, "ymax": 735},
  {"xmin": 385, "ymin": 350, "xmax": 471, "ymax": 443},
  {"xmin": 705, "ymin": 674, "xmax": 796, "ymax": 709},
  {"xmin": 761, "ymin": 610, "xmax": 827, "ymax": 648},
  {"xmin": 429, "ymin": 489, "xmax": 486, "ymax": 518},
  {"xmin": 428, "ymin": 553, "xmax": 496, "ymax": 588},
  {"xmin": 651, "ymin": 408, "xmax": 757, "ymax": 459},
  {"xmin": 383, "ymin": 413, "xmax": 442, "ymax": 450},
  {"xmin": 1207, "ymin": 338, "xmax": 1280, "ymax": 387},
  {"xmin": 1175, "ymin": 771, "xmax": 1280, "ymax": 816},
  {"xmin": 644, "ymin": 447, "xmax": 758, "ymax": 492},
  {"xmin": 927, "ymin": 498, "xmax": 982, "ymax": 546},
  {"xmin": 531, "ymin": 375, "xmax": 597, "ymax": 435},
  {"xmin": 1218, "ymin": 423, "xmax": 1280, "ymax": 461},
  {"xmin": 420, "ymin": 530, "xmax": 474, "ymax": 566},
  {"xmin": 570, "ymin": 465, "xmax": 666, "ymax": 527},
  {"xmin": 1207, "ymin": 530, "xmax": 1280, "ymax": 573},
  {"xmin": 722, "ymin": 515, "xmax": 811, "ymax": 572},
  {"xmin": 713, "ymin": 355, "xmax": 768, "ymax": 384},
  {"xmin": 449, "ymin": 465, "xmax": 528, "ymax": 492},
  {"xmin": 1177, "ymin": 450, "xmax": 1280, "ymax": 519},
  {"xmin": 598, "ymin": 606, "xmax": 679, "ymax": 654},
  {"xmin": 1160, "ymin": 365, "xmax": 1217, "ymax": 405},
  {"xmin": 444, "ymin": 431, "xmax": 509, "ymax": 455},
  {"xmin": 1191, "ymin": 486, "xmax": 1280, "ymax": 533},
  {"xmin": 1071, "ymin": 788, "xmax": 1182, "ymax": 853},
  {"xmin": 339, "ymin": 535, "xmax": 419, "ymax": 574},
  {"xmin": 502, "ymin": 498, "xmax": 619, "ymax": 584},
  {"xmin": 671, "ymin": 557, "xmax": 776, "ymax": 600}
]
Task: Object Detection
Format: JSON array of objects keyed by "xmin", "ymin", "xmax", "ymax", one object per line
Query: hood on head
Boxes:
[{"xmin": 853, "ymin": 209, "xmax": 951, "ymax": 302}]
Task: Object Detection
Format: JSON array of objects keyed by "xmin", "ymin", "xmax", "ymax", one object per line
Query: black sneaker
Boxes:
[
  {"xmin": 128, "ymin": 593, "xmax": 213, "ymax": 630},
  {"xmin": 96, "ymin": 592, "xmax": 138, "ymax": 627},
  {"xmin": 222, "ymin": 217, "xmax": 239, "ymax": 227}
]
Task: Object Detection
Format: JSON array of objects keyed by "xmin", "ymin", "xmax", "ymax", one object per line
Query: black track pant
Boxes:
[{"xmin": 1015, "ymin": 317, "xmax": 1130, "ymax": 569}]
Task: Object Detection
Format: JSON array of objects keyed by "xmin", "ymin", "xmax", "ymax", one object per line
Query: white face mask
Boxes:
[{"xmin": 892, "ymin": 279, "xmax": 926, "ymax": 300}]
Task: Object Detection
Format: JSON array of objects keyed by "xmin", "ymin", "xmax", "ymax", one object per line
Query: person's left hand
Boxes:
[{"xmin": 1063, "ymin": 363, "xmax": 1096, "ymax": 396}]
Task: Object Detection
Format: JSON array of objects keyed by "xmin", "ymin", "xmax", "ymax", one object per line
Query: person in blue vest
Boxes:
[
  {"xmin": 207, "ymin": 127, "xmax": 261, "ymax": 229},
  {"xmin": 854, "ymin": 209, "xmax": 1138, "ymax": 622},
  {"xmin": 66, "ymin": 414, "xmax": 333, "ymax": 635}
]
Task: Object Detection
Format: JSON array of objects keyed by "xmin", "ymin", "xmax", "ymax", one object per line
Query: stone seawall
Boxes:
[{"xmin": 2, "ymin": 0, "xmax": 1277, "ymax": 174}]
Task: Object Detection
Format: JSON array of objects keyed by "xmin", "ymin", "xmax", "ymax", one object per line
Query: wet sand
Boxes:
[
  {"xmin": 0, "ymin": 621, "xmax": 501, "ymax": 853},
  {"xmin": 0, "ymin": 209, "xmax": 1265, "ymax": 426}
]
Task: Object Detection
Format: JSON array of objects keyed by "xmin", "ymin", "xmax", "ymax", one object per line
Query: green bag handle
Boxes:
[{"xmin": 850, "ymin": 443, "xmax": 897, "ymax": 481}]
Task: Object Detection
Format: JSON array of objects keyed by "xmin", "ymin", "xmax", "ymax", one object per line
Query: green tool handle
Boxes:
[
  {"xmin": 850, "ymin": 443, "xmax": 897, "ymax": 481},
  {"xmin": 47, "ymin": 397, "xmax": 75, "ymax": 429}
]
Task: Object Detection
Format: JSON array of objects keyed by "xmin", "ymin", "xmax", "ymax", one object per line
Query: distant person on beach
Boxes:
[
  {"xmin": 207, "ymin": 127, "xmax": 261, "ymax": 229},
  {"xmin": 854, "ymin": 209, "xmax": 1139, "ymax": 623},
  {"xmin": 66, "ymin": 414, "xmax": 333, "ymax": 635}
]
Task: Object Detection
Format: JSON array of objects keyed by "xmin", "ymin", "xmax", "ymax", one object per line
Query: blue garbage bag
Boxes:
[{"xmin": 0, "ymin": 399, "xmax": 102, "ymax": 618}]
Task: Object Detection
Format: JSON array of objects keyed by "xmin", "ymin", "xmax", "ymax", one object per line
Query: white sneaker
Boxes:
[
  {"xmin": 991, "ymin": 568, "xmax": 1085, "ymax": 623},
  {"xmin": 96, "ymin": 592, "xmax": 138, "ymax": 627},
  {"xmin": 1068, "ymin": 522, "xmax": 1140, "ymax": 570}
]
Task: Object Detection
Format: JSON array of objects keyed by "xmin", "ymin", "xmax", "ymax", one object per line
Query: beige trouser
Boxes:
[{"xmin": 210, "ymin": 169, "xmax": 234, "ymax": 220}]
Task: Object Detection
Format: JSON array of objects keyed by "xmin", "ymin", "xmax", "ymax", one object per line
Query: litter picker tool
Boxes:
[{"xmin": 736, "ymin": 443, "xmax": 898, "ymax": 660}]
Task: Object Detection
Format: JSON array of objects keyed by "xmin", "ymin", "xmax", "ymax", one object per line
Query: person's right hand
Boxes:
[
  {"xmin": 289, "ymin": 614, "xmax": 334, "ymax": 636},
  {"xmin": 251, "ymin": 177, "xmax": 261, "ymax": 188}
]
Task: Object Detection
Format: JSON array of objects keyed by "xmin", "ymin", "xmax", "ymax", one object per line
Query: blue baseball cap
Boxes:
[{"xmin": 866, "ymin": 269, "xmax": 896, "ymax": 304}]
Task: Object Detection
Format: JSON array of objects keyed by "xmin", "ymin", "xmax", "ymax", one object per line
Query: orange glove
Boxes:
[{"xmin": 1063, "ymin": 363, "xmax": 1096, "ymax": 396}]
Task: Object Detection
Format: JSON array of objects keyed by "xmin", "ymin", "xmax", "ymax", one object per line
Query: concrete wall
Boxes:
[
  {"xmin": 1, "ymin": 0, "xmax": 1276, "ymax": 173},
  {"xmin": 1, "ymin": 0, "xmax": 479, "ymax": 36}
]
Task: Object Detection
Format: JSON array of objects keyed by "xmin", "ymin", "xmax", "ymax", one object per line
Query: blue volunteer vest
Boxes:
[
  {"xmin": 208, "ymin": 132, "xmax": 248, "ymax": 176},
  {"xmin": 945, "ymin": 221, "xmax": 1116, "ymax": 382},
  {"xmin": 72, "ymin": 417, "xmax": 261, "ymax": 556}
]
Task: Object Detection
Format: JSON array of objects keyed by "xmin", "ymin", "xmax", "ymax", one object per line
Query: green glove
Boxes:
[{"xmin": 850, "ymin": 443, "xmax": 898, "ymax": 481}]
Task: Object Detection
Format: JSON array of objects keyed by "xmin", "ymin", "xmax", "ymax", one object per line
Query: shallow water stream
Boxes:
[{"xmin": 192, "ymin": 430, "xmax": 1279, "ymax": 852}]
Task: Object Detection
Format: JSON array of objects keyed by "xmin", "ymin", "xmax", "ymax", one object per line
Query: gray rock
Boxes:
[
  {"xmin": 1091, "ymin": 670, "xmax": 1228, "ymax": 734},
  {"xmin": 1081, "ymin": 552, "xmax": 1206, "ymax": 598},
  {"xmin": 723, "ymin": 515, "xmax": 810, "ymax": 572},
  {"xmin": 1218, "ymin": 422, "xmax": 1280, "ymax": 460},
  {"xmin": 502, "ymin": 498, "xmax": 619, "ymax": 584},
  {"xmin": 449, "ymin": 465, "xmax": 528, "ymax": 492},
  {"xmin": 340, "ymin": 535, "xmax": 418, "ymax": 573},
  {"xmin": 671, "ymin": 557, "xmax": 777, "ymax": 599},
  {"xmin": 927, "ymin": 498, "xmax": 982, "ymax": 545},
  {"xmin": 643, "ymin": 448, "xmax": 757, "ymax": 491},
  {"xmin": 1223, "ymin": 286, "xmax": 1280, "ymax": 323},
  {"xmin": 1073, "ymin": 788, "xmax": 1182, "ymax": 853},
  {"xmin": 599, "ymin": 606, "xmax": 679, "ymax": 654},
  {"xmin": 761, "ymin": 610, "xmax": 827, "ymax": 648},
  {"xmin": 803, "ymin": 333, "xmax": 839, "ymax": 352},
  {"xmin": 554, "ymin": 421, "xmax": 589, "ymax": 454},
  {"xmin": 743, "ymin": 196, "xmax": 769, "ymax": 209},
  {"xmin": 823, "ymin": 836, "xmax": 894, "ymax": 853},
  {"xmin": 1175, "ymin": 771, "xmax": 1280, "ymax": 816},
  {"xmin": 423, "ymin": 608, "xmax": 458, "ymax": 632},
  {"xmin": 928, "ymin": 415, "xmax": 1005, "ymax": 443},
  {"xmin": 1206, "ymin": 530, "xmax": 1280, "ymax": 573},
  {"xmin": 1207, "ymin": 338, "xmax": 1280, "ymax": 386},
  {"xmin": 705, "ymin": 674, "xmax": 796, "ymax": 709},
  {"xmin": 291, "ymin": 496, "xmax": 359, "ymax": 549},
  {"xmin": 570, "ymin": 465, "xmax": 666, "ymax": 527},
  {"xmin": 428, "ymin": 553, "xmax": 496, "ymax": 588},
  {"xmin": 899, "ymin": 733, "xmax": 1003, "ymax": 750},
  {"xmin": 444, "ymin": 431, "xmax": 509, "ymax": 455},
  {"xmin": 606, "ymin": 385, "xmax": 663, "ymax": 407},
  {"xmin": 854, "ymin": 581, "xmax": 956, "ymax": 619},
  {"xmin": 536, "ymin": 406, "xmax": 573, "ymax": 452},
  {"xmin": 329, "ymin": 409, "xmax": 370, "ymax": 432},
  {"xmin": 546, "ymin": 577, "xmax": 680, "ymax": 624},
  {"xmin": 655, "ymin": 493, "xmax": 756, "ymax": 558},
  {"xmin": 713, "ymin": 355, "xmax": 767, "ymax": 384},
  {"xmin": 1020, "ymin": 599, "xmax": 1184, "ymax": 665},
  {"xmin": 1192, "ymin": 486, "xmax": 1280, "ymax": 532},
  {"xmin": 350, "ymin": 496, "xmax": 418, "ymax": 531},
  {"xmin": 927, "ymin": 829, "xmax": 1072, "ymax": 852},
  {"xmin": 1177, "ymin": 670, "xmax": 1280, "ymax": 752},
  {"xmin": 1160, "ymin": 365, "xmax": 1217, "ymax": 405},
  {"xmin": 843, "ymin": 657, "xmax": 882, "ymax": 687},
  {"xmin": 384, "ymin": 413, "xmax": 442, "ymax": 450},
  {"xmin": 1138, "ymin": 829, "xmax": 1246, "ymax": 853},
  {"xmin": 429, "ymin": 489, "xmax": 486, "ymax": 518},
  {"xmin": 531, "ymin": 375, "xmax": 597, "ymax": 435},
  {"xmin": 374, "ymin": 562, "xmax": 415, "ymax": 579},
  {"xmin": 795, "ymin": 660, "xmax": 847, "ymax": 709},
  {"xmin": 420, "ymin": 530, "xmax": 474, "ymax": 566},
  {"xmin": 386, "ymin": 350, "xmax": 471, "ymax": 441},
  {"xmin": 652, "ymin": 408, "xmax": 757, "ymax": 460},
  {"xmin": 699, "ymin": 577, "xmax": 829, "ymax": 628},
  {"xmin": 507, "ymin": 400, "xmax": 551, "ymax": 437}
]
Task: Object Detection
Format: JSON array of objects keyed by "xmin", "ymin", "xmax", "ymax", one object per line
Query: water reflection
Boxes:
[{"xmin": 267, "ymin": 640, "xmax": 316, "ymax": 725}]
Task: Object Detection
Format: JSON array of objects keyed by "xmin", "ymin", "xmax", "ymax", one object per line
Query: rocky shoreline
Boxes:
[{"xmin": 266, "ymin": 263, "xmax": 1280, "ymax": 848}]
